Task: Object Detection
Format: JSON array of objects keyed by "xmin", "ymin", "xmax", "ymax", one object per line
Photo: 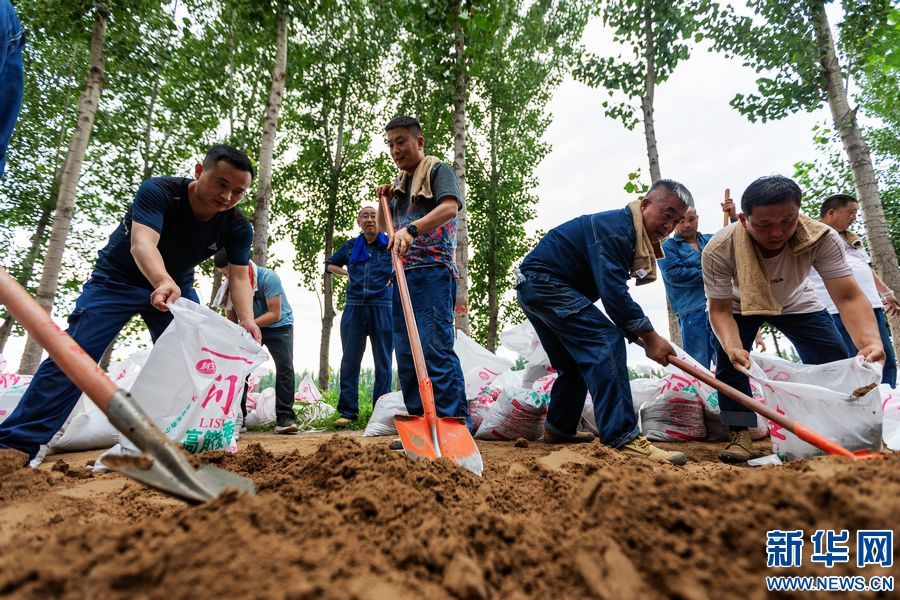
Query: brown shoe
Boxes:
[
  {"xmin": 543, "ymin": 429, "xmax": 595, "ymax": 444},
  {"xmin": 619, "ymin": 436, "xmax": 688, "ymax": 465},
  {"xmin": 719, "ymin": 429, "xmax": 760, "ymax": 463},
  {"xmin": 333, "ymin": 417, "xmax": 354, "ymax": 429}
]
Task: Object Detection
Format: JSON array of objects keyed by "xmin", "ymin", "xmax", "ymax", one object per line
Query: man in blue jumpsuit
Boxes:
[
  {"xmin": 325, "ymin": 206, "xmax": 393, "ymax": 427},
  {"xmin": 0, "ymin": 145, "xmax": 260, "ymax": 459},
  {"xmin": 516, "ymin": 180, "xmax": 694, "ymax": 464}
]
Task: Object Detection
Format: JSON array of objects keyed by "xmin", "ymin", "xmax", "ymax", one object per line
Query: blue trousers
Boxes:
[
  {"xmin": 679, "ymin": 309, "xmax": 717, "ymax": 370},
  {"xmin": 393, "ymin": 266, "xmax": 469, "ymax": 428},
  {"xmin": 831, "ymin": 307, "xmax": 897, "ymax": 387},
  {"xmin": 715, "ymin": 310, "xmax": 849, "ymax": 428},
  {"xmin": 516, "ymin": 272, "xmax": 640, "ymax": 448},
  {"xmin": 338, "ymin": 303, "xmax": 393, "ymax": 420},
  {"xmin": 0, "ymin": 274, "xmax": 199, "ymax": 458},
  {"xmin": 0, "ymin": 0, "xmax": 24, "ymax": 177}
]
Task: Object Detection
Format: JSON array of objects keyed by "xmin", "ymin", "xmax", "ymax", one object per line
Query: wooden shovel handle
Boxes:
[
  {"xmin": 722, "ymin": 188, "xmax": 731, "ymax": 227},
  {"xmin": 0, "ymin": 267, "xmax": 117, "ymax": 410},
  {"xmin": 378, "ymin": 191, "xmax": 437, "ymax": 423}
]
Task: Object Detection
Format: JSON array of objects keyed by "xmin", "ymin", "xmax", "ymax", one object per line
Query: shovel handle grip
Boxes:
[
  {"xmin": 0, "ymin": 267, "xmax": 116, "ymax": 410},
  {"xmin": 723, "ymin": 188, "xmax": 731, "ymax": 227}
]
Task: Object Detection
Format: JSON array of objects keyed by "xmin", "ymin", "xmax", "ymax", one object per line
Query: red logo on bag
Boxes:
[{"xmin": 195, "ymin": 359, "xmax": 217, "ymax": 375}]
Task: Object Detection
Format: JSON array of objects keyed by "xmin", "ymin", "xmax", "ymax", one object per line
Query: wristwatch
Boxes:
[{"xmin": 406, "ymin": 224, "xmax": 419, "ymax": 238}]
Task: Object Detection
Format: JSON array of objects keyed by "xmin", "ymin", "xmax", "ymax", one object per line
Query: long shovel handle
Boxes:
[
  {"xmin": 722, "ymin": 188, "xmax": 731, "ymax": 227},
  {"xmin": 666, "ymin": 354, "xmax": 858, "ymax": 459},
  {"xmin": 378, "ymin": 191, "xmax": 437, "ymax": 424},
  {"xmin": 0, "ymin": 267, "xmax": 116, "ymax": 410}
]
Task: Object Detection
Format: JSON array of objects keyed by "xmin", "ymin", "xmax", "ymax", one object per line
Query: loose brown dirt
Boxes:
[{"xmin": 0, "ymin": 432, "xmax": 897, "ymax": 599}]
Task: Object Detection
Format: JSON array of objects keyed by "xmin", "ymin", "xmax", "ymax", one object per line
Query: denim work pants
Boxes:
[
  {"xmin": 715, "ymin": 309, "xmax": 849, "ymax": 428},
  {"xmin": 393, "ymin": 266, "xmax": 469, "ymax": 428},
  {"xmin": 831, "ymin": 307, "xmax": 897, "ymax": 387},
  {"xmin": 0, "ymin": 1, "xmax": 24, "ymax": 177},
  {"xmin": 338, "ymin": 303, "xmax": 393, "ymax": 420},
  {"xmin": 0, "ymin": 275, "xmax": 199, "ymax": 458},
  {"xmin": 679, "ymin": 309, "xmax": 717, "ymax": 370},
  {"xmin": 516, "ymin": 272, "xmax": 640, "ymax": 448},
  {"xmin": 261, "ymin": 325, "xmax": 296, "ymax": 422}
]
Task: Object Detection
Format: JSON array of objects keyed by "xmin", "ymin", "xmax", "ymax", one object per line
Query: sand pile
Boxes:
[{"xmin": 0, "ymin": 436, "xmax": 897, "ymax": 599}]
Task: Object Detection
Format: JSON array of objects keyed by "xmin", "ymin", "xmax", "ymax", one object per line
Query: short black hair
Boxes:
[
  {"xmin": 819, "ymin": 193, "xmax": 857, "ymax": 218},
  {"xmin": 741, "ymin": 175, "xmax": 802, "ymax": 216},
  {"xmin": 213, "ymin": 248, "xmax": 229, "ymax": 269},
  {"xmin": 203, "ymin": 144, "xmax": 255, "ymax": 180},
  {"xmin": 385, "ymin": 116, "xmax": 423, "ymax": 138}
]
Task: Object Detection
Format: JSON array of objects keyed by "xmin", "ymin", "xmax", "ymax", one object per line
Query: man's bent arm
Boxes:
[
  {"xmin": 131, "ymin": 222, "xmax": 181, "ymax": 311},
  {"xmin": 409, "ymin": 197, "xmax": 457, "ymax": 234},
  {"xmin": 708, "ymin": 298, "xmax": 749, "ymax": 369},
  {"xmin": 826, "ymin": 275, "xmax": 884, "ymax": 361},
  {"xmin": 131, "ymin": 222, "xmax": 174, "ymax": 288}
]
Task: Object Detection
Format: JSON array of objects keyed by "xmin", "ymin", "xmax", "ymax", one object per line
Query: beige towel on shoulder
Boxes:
[
  {"xmin": 628, "ymin": 200, "xmax": 664, "ymax": 286},
  {"xmin": 734, "ymin": 213, "xmax": 830, "ymax": 315},
  {"xmin": 394, "ymin": 155, "xmax": 441, "ymax": 204},
  {"xmin": 841, "ymin": 229, "xmax": 863, "ymax": 248}
]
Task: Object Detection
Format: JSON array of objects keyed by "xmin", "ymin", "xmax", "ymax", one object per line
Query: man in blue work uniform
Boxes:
[
  {"xmin": 215, "ymin": 249, "xmax": 297, "ymax": 434},
  {"xmin": 0, "ymin": 145, "xmax": 260, "ymax": 459},
  {"xmin": 375, "ymin": 115, "xmax": 469, "ymax": 432},
  {"xmin": 325, "ymin": 206, "xmax": 393, "ymax": 428},
  {"xmin": 516, "ymin": 180, "xmax": 694, "ymax": 465},
  {"xmin": 659, "ymin": 206, "xmax": 720, "ymax": 368}
]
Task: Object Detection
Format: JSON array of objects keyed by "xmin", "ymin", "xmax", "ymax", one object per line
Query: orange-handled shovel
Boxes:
[
  {"xmin": 378, "ymin": 193, "xmax": 483, "ymax": 476},
  {"xmin": 666, "ymin": 353, "xmax": 882, "ymax": 460}
]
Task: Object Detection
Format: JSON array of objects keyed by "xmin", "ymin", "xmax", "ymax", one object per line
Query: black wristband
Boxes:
[{"xmin": 407, "ymin": 224, "xmax": 419, "ymax": 238}]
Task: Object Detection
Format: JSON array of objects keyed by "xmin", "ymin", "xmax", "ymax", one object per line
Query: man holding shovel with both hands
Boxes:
[
  {"xmin": 515, "ymin": 179, "xmax": 695, "ymax": 465},
  {"xmin": 702, "ymin": 175, "xmax": 884, "ymax": 463},
  {"xmin": 375, "ymin": 116, "xmax": 470, "ymax": 445}
]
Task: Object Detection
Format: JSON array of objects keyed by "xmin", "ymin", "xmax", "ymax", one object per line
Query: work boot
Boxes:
[
  {"xmin": 619, "ymin": 436, "xmax": 688, "ymax": 465},
  {"xmin": 274, "ymin": 417, "xmax": 299, "ymax": 435},
  {"xmin": 719, "ymin": 429, "xmax": 759, "ymax": 463},
  {"xmin": 543, "ymin": 429, "xmax": 595, "ymax": 444},
  {"xmin": 333, "ymin": 417, "xmax": 354, "ymax": 429}
]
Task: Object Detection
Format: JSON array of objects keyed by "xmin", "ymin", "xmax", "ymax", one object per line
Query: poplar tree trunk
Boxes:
[
  {"xmin": 485, "ymin": 105, "xmax": 500, "ymax": 352},
  {"xmin": 252, "ymin": 7, "xmax": 288, "ymax": 268},
  {"xmin": 639, "ymin": 7, "xmax": 680, "ymax": 343},
  {"xmin": 19, "ymin": 11, "xmax": 107, "ymax": 374},
  {"xmin": 452, "ymin": 2, "xmax": 470, "ymax": 335},
  {"xmin": 813, "ymin": 5, "xmax": 900, "ymax": 361}
]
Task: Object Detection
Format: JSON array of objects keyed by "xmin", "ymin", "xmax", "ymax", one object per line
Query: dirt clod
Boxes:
[{"xmin": 514, "ymin": 437, "xmax": 529, "ymax": 448}]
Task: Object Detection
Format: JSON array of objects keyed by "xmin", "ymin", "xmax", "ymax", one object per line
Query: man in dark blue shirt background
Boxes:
[
  {"xmin": 325, "ymin": 206, "xmax": 393, "ymax": 427},
  {"xmin": 0, "ymin": 145, "xmax": 260, "ymax": 459}
]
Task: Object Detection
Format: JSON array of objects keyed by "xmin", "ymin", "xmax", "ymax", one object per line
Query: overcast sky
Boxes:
[{"xmin": 2, "ymin": 11, "xmax": 837, "ymax": 376}]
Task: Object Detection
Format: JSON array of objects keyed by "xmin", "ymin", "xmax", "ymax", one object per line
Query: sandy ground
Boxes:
[{"xmin": 0, "ymin": 432, "xmax": 897, "ymax": 599}]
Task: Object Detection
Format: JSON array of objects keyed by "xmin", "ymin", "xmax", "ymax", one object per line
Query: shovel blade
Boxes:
[
  {"xmin": 394, "ymin": 415, "xmax": 483, "ymax": 477},
  {"xmin": 102, "ymin": 453, "xmax": 256, "ymax": 504}
]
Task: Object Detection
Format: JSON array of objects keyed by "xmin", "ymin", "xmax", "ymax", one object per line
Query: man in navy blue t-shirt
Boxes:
[{"xmin": 0, "ymin": 145, "xmax": 260, "ymax": 459}]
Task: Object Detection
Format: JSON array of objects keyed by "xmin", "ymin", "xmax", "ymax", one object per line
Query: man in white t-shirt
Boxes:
[
  {"xmin": 702, "ymin": 176, "xmax": 884, "ymax": 463},
  {"xmin": 808, "ymin": 194, "xmax": 898, "ymax": 386}
]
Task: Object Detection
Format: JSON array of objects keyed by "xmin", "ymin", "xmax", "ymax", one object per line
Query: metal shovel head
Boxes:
[
  {"xmin": 102, "ymin": 453, "xmax": 257, "ymax": 504},
  {"xmin": 394, "ymin": 415, "xmax": 484, "ymax": 477}
]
